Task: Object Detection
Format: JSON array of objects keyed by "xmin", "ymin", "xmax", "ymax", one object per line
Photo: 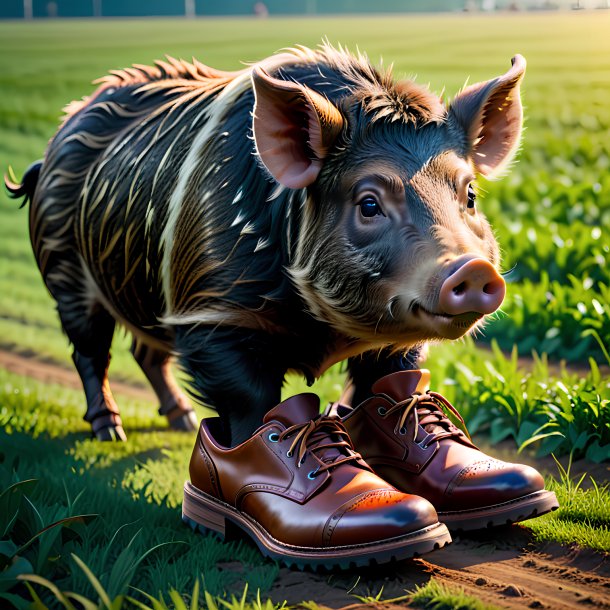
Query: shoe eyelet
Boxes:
[
  {"xmin": 399, "ymin": 427, "xmax": 407, "ymax": 435},
  {"xmin": 286, "ymin": 450, "xmax": 293, "ymax": 458},
  {"xmin": 307, "ymin": 469, "xmax": 319, "ymax": 480},
  {"xmin": 377, "ymin": 407, "xmax": 387, "ymax": 416},
  {"xmin": 268, "ymin": 432, "xmax": 280, "ymax": 443}
]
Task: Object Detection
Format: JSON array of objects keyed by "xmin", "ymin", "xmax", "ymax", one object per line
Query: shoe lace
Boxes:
[
  {"xmin": 380, "ymin": 391, "xmax": 472, "ymax": 444},
  {"xmin": 278, "ymin": 415, "xmax": 362, "ymax": 477}
]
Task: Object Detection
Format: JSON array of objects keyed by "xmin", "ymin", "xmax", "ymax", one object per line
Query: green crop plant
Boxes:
[
  {"xmin": 486, "ymin": 274, "xmax": 610, "ymax": 362},
  {"xmin": 427, "ymin": 340, "xmax": 610, "ymax": 462}
]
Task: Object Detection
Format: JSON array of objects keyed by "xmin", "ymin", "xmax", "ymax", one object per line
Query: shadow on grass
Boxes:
[{"xmin": 0, "ymin": 427, "xmax": 279, "ymax": 607}]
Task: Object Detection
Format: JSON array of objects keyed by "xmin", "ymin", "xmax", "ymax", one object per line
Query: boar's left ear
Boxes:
[
  {"xmin": 448, "ymin": 55, "xmax": 526, "ymax": 179},
  {"xmin": 251, "ymin": 66, "xmax": 344, "ymax": 189}
]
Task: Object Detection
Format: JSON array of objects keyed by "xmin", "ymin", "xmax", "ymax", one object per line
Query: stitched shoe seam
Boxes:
[
  {"xmin": 323, "ymin": 488, "xmax": 398, "ymax": 546},
  {"xmin": 445, "ymin": 459, "xmax": 504, "ymax": 496},
  {"xmin": 198, "ymin": 442, "xmax": 221, "ymax": 499}
]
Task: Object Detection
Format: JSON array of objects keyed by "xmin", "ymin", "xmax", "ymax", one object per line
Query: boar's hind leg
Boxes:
[
  {"xmin": 59, "ymin": 299, "xmax": 127, "ymax": 441},
  {"xmin": 347, "ymin": 347, "xmax": 423, "ymax": 407},
  {"xmin": 130, "ymin": 339, "xmax": 197, "ymax": 432},
  {"xmin": 176, "ymin": 326, "xmax": 286, "ymax": 447}
]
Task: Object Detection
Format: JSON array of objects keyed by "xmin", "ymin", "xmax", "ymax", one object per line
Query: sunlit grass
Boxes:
[
  {"xmin": 524, "ymin": 458, "xmax": 610, "ymax": 553},
  {"xmin": 408, "ymin": 578, "xmax": 502, "ymax": 610}
]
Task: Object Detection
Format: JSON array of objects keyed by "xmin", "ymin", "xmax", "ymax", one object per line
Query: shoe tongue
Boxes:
[
  {"xmin": 371, "ymin": 370, "xmax": 431, "ymax": 401},
  {"xmin": 263, "ymin": 393, "xmax": 321, "ymax": 428},
  {"xmin": 372, "ymin": 370, "xmax": 456, "ymax": 438}
]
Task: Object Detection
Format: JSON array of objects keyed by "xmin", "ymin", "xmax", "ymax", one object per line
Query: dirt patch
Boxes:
[
  {"xmin": 0, "ymin": 346, "xmax": 154, "ymax": 401},
  {"xmin": 1, "ymin": 347, "xmax": 608, "ymax": 609},
  {"xmin": 267, "ymin": 528, "xmax": 609, "ymax": 609}
]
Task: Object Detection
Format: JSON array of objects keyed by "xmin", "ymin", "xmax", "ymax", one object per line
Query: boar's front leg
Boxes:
[
  {"xmin": 347, "ymin": 347, "xmax": 423, "ymax": 407},
  {"xmin": 130, "ymin": 340, "xmax": 198, "ymax": 431},
  {"xmin": 176, "ymin": 326, "xmax": 287, "ymax": 446}
]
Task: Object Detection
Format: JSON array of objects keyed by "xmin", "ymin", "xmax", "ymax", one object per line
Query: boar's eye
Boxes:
[
  {"xmin": 359, "ymin": 196, "xmax": 384, "ymax": 218},
  {"xmin": 467, "ymin": 184, "xmax": 477, "ymax": 210}
]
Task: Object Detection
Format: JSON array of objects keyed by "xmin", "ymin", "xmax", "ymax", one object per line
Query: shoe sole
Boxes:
[
  {"xmin": 182, "ymin": 481, "xmax": 452, "ymax": 570},
  {"xmin": 438, "ymin": 490, "xmax": 559, "ymax": 532}
]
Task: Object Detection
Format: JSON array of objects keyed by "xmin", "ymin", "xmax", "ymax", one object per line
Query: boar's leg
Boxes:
[
  {"xmin": 347, "ymin": 347, "xmax": 423, "ymax": 407},
  {"xmin": 59, "ymin": 300, "xmax": 127, "ymax": 441},
  {"xmin": 130, "ymin": 339, "xmax": 197, "ymax": 432},
  {"xmin": 176, "ymin": 326, "xmax": 286, "ymax": 447}
]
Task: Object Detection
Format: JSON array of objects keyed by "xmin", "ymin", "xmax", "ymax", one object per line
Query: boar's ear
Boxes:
[
  {"xmin": 448, "ymin": 55, "xmax": 526, "ymax": 178},
  {"xmin": 251, "ymin": 66, "xmax": 344, "ymax": 189}
]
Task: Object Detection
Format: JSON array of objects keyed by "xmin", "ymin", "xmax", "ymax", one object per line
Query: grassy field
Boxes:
[{"xmin": 0, "ymin": 10, "xmax": 609, "ymax": 609}]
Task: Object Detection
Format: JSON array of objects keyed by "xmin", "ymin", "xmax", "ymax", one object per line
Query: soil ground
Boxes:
[
  {"xmin": 266, "ymin": 531, "xmax": 610, "ymax": 609},
  {"xmin": 1, "ymin": 347, "xmax": 608, "ymax": 609}
]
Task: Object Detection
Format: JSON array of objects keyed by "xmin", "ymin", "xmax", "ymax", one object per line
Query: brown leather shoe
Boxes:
[
  {"xmin": 183, "ymin": 393, "xmax": 451, "ymax": 569},
  {"xmin": 340, "ymin": 370, "xmax": 559, "ymax": 531}
]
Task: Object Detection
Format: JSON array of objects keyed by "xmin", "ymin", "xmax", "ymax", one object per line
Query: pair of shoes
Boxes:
[
  {"xmin": 183, "ymin": 371, "xmax": 558, "ymax": 570},
  {"xmin": 183, "ymin": 391, "xmax": 451, "ymax": 570}
]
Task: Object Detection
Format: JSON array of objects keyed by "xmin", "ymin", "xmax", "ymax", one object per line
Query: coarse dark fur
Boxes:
[{"xmin": 6, "ymin": 44, "xmax": 524, "ymax": 444}]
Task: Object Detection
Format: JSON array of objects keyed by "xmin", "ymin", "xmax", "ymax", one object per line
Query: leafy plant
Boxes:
[
  {"xmin": 429, "ymin": 340, "xmax": 610, "ymax": 461},
  {"xmin": 21, "ymin": 569, "xmax": 286, "ymax": 610},
  {"xmin": 0, "ymin": 471, "xmax": 97, "ymax": 608}
]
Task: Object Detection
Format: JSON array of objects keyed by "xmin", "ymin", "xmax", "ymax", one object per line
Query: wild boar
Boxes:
[{"xmin": 6, "ymin": 44, "xmax": 524, "ymax": 444}]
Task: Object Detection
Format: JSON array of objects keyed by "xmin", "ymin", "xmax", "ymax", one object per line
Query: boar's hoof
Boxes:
[
  {"xmin": 167, "ymin": 409, "xmax": 198, "ymax": 432},
  {"xmin": 90, "ymin": 412, "xmax": 127, "ymax": 441},
  {"xmin": 94, "ymin": 424, "xmax": 127, "ymax": 442}
]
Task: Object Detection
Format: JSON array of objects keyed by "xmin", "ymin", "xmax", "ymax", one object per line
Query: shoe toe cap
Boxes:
[
  {"xmin": 446, "ymin": 459, "xmax": 545, "ymax": 510},
  {"xmin": 327, "ymin": 489, "xmax": 438, "ymax": 546}
]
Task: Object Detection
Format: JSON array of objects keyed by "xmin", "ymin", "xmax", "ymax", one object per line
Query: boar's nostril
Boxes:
[
  {"xmin": 452, "ymin": 282, "xmax": 466, "ymax": 296},
  {"xmin": 483, "ymin": 279, "xmax": 504, "ymax": 296}
]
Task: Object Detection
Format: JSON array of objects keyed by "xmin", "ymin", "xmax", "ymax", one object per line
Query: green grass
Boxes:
[
  {"xmin": 408, "ymin": 578, "xmax": 502, "ymax": 610},
  {"xmin": 0, "ymin": 373, "xmax": 277, "ymax": 608},
  {"xmin": 524, "ymin": 459, "xmax": 610, "ymax": 552}
]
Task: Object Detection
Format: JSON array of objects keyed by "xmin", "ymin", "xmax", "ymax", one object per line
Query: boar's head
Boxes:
[{"xmin": 252, "ymin": 53, "xmax": 525, "ymax": 350}]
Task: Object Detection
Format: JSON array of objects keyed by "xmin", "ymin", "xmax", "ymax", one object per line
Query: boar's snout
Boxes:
[{"xmin": 438, "ymin": 257, "xmax": 506, "ymax": 316}]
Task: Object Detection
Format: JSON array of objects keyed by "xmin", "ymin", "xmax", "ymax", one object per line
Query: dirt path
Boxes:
[
  {"xmin": 0, "ymin": 346, "xmax": 155, "ymax": 401},
  {"xmin": 1, "ymin": 347, "xmax": 609, "ymax": 609},
  {"xmin": 264, "ymin": 530, "xmax": 610, "ymax": 609}
]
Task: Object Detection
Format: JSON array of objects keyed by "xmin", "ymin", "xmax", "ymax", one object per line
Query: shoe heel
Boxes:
[
  {"xmin": 182, "ymin": 513, "xmax": 225, "ymax": 540},
  {"xmin": 182, "ymin": 484, "xmax": 227, "ymax": 540}
]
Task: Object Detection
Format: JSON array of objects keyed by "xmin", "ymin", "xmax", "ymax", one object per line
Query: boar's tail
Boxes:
[{"xmin": 4, "ymin": 160, "xmax": 43, "ymax": 208}]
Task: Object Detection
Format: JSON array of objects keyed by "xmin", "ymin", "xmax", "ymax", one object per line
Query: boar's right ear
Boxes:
[
  {"xmin": 251, "ymin": 67, "xmax": 344, "ymax": 189},
  {"xmin": 448, "ymin": 55, "xmax": 526, "ymax": 179}
]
